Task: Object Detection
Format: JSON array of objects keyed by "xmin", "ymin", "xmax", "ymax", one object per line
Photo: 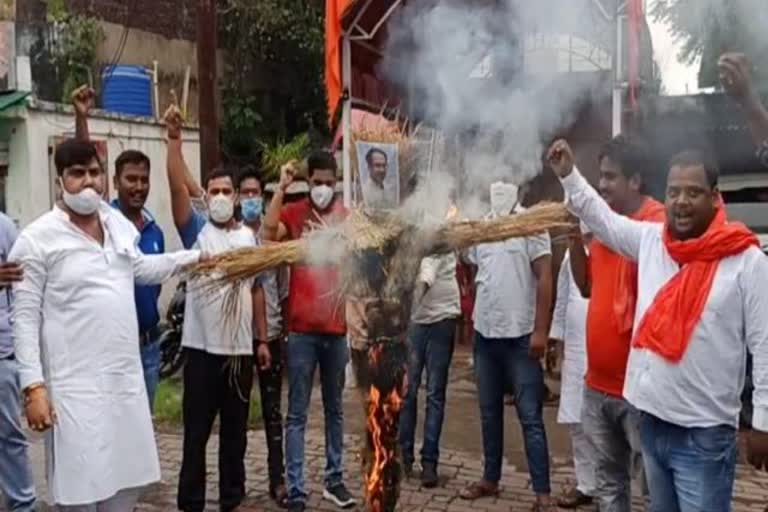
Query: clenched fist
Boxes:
[
  {"xmin": 163, "ymin": 90, "xmax": 184, "ymax": 141},
  {"xmin": 546, "ymin": 139, "xmax": 576, "ymax": 178},
  {"xmin": 71, "ymin": 85, "xmax": 95, "ymax": 117}
]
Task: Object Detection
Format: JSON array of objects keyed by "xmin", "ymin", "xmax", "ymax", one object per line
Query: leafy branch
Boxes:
[{"xmin": 46, "ymin": 1, "xmax": 105, "ymax": 102}]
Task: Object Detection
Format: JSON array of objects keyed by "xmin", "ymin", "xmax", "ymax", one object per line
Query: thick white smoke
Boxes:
[{"xmin": 379, "ymin": 0, "xmax": 609, "ymax": 217}]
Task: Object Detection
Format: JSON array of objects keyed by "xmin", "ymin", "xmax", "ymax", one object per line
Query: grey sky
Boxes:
[{"xmin": 647, "ymin": 2, "xmax": 702, "ymax": 95}]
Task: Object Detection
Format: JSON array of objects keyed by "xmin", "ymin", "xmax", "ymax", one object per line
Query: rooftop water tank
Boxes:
[{"xmin": 101, "ymin": 65, "xmax": 152, "ymax": 117}]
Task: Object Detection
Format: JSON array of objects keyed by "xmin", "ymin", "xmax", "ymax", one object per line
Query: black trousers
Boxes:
[
  {"xmin": 256, "ymin": 338, "xmax": 285, "ymax": 490},
  {"xmin": 178, "ymin": 348, "xmax": 254, "ymax": 512}
]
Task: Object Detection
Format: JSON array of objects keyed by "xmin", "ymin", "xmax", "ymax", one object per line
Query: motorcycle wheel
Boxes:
[{"xmin": 158, "ymin": 328, "xmax": 185, "ymax": 380}]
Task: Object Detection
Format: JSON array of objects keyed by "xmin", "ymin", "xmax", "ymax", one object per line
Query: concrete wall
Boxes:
[
  {"xmin": 4, "ymin": 102, "xmax": 202, "ymax": 310},
  {"xmin": 94, "ymin": 20, "xmax": 226, "ymax": 123}
]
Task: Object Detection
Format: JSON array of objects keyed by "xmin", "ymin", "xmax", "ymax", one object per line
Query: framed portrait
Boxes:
[{"xmin": 356, "ymin": 141, "xmax": 400, "ymax": 209}]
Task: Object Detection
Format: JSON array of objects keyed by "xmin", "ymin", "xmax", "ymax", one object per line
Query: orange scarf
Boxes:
[
  {"xmin": 632, "ymin": 206, "xmax": 758, "ymax": 363},
  {"xmin": 613, "ymin": 198, "xmax": 666, "ymax": 334}
]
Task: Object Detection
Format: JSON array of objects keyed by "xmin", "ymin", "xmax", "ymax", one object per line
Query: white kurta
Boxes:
[
  {"xmin": 10, "ymin": 204, "xmax": 199, "ymax": 505},
  {"xmin": 549, "ymin": 252, "xmax": 589, "ymax": 424}
]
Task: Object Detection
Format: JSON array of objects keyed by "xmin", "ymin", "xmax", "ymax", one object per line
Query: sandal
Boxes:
[
  {"xmin": 270, "ymin": 483, "xmax": 288, "ymax": 509},
  {"xmin": 459, "ymin": 480, "xmax": 499, "ymax": 500},
  {"xmin": 556, "ymin": 486, "xmax": 593, "ymax": 509}
]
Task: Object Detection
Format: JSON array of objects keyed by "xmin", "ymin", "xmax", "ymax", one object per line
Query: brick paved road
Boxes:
[
  {"xmin": 135, "ymin": 429, "xmax": 766, "ymax": 512},
  {"xmin": 7, "ymin": 349, "xmax": 768, "ymax": 511},
  {"xmin": 16, "ymin": 420, "xmax": 768, "ymax": 512}
]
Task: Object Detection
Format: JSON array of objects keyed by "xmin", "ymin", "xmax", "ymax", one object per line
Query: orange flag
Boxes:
[{"xmin": 325, "ymin": 0, "xmax": 356, "ymax": 126}]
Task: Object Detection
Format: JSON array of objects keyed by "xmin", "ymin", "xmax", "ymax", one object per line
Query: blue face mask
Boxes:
[{"xmin": 240, "ymin": 197, "xmax": 263, "ymax": 222}]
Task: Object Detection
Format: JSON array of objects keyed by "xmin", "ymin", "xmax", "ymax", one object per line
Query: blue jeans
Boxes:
[
  {"xmin": 285, "ymin": 333, "xmax": 348, "ymax": 504},
  {"xmin": 0, "ymin": 358, "xmax": 36, "ymax": 512},
  {"xmin": 639, "ymin": 413, "xmax": 737, "ymax": 512},
  {"xmin": 398, "ymin": 318, "xmax": 456, "ymax": 467},
  {"xmin": 474, "ymin": 332, "xmax": 551, "ymax": 494},
  {"xmin": 141, "ymin": 338, "xmax": 161, "ymax": 413}
]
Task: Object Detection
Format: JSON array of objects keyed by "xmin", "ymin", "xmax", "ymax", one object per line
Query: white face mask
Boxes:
[
  {"xmin": 310, "ymin": 185, "xmax": 334, "ymax": 210},
  {"xmin": 60, "ymin": 180, "xmax": 101, "ymax": 215},
  {"xmin": 489, "ymin": 181, "xmax": 519, "ymax": 216},
  {"xmin": 208, "ymin": 194, "xmax": 235, "ymax": 224}
]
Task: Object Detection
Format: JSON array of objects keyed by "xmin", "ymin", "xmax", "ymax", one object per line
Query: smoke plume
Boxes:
[{"xmin": 379, "ymin": 0, "xmax": 609, "ymax": 217}]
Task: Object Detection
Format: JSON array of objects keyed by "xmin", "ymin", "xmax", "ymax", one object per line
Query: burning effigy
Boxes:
[{"xmin": 188, "ymin": 202, "xmax": 573, "ymax": 511}]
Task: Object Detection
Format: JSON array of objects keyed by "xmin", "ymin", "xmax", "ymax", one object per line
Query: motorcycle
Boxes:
[{"xmin": 158, "ymin": 281, "xmax": 186, "ymax": 380}]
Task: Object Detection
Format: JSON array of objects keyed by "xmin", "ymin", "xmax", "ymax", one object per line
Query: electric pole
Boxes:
[{"xmin": 197, "ymin": 0, "xmax": 219, "ymax": 181}]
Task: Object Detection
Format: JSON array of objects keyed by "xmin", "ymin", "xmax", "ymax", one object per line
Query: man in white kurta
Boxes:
[
  {"xmin": 10, "ymin": 201, "xmax": 200, "ymax": 509},
  {"xmin": 549, "ymin": 230, "xmax": 595, "ymax": 508}
]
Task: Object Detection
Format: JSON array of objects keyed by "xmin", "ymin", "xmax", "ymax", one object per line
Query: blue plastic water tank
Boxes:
[{"xmin": 101, "ymin": 65, "xmax": 152, "ymax": 117}]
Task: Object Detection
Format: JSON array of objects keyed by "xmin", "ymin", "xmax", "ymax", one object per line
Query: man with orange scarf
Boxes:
[
  {"xmin": 563, "ymin": 136, "xmax": 663, "ymax": 511},
  {"xmin": 548, "ymin": 140, "xmax": 768, "ymax": 512}
]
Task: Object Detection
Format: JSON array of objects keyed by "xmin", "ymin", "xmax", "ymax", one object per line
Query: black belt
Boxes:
[{"xmin": 1, "ymin": 353, "xmax": 14, "ymax": 361}]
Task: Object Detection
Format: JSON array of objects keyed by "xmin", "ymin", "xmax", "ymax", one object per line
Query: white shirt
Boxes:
[
  {"xmin": 466, "ymin": 209, "xmax": 551, "ymax": 339},
  {"xmin": 182, "ymin": 222, "xmax": 259, "ymax": 355},
  {"xmin": 550, "ymin": 251, "xmax": 589, "ymax": 424},
  {"xmin": 411, "ymin": 253, "xmax": 461, "ymax": 325},
  {"xmin": 562, "ymin": 168, "xmax": 768, "ymax": 431},
  {"xmin": 10, "ymin": 203, "xmax": 199, "ymax": 505}
]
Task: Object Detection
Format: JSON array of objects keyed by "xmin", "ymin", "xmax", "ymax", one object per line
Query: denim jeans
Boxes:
[
  {"xmin": 140, "ymin": 337, "xmax": 161, "ymax": 413},
  {"xmin": 285, "ymin": 333, "xmax": 348, "ymax": 504},
  {"xmin": 399, "ymin": 318, "xmax": 456, "ymax": 467},
  {"xmin": 0, "ymin": 358, "xmax": 36, "ymax": 512},
  {"xmin": 473, "ymin": 332, "xmax": 551, "ymax": 494},
  {"xmin": 639, "ymin": 413, "xmax": 737, "ymax": 512},
  {"xmin": 581, "ymin": 387, "xmax": 644, "ymax": 512}
]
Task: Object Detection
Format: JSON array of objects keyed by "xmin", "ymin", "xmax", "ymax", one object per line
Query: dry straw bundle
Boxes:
[
  {"xmin": 186, "ymin": 203, "xmax": 574, "ymax": 286},
  {"xmin": 189, "ymin": 240, "xmax": 307, "ymax": 291},
  {"xmin": 430, "ymin": 202, "xmax": 573, "ymax": 252}
]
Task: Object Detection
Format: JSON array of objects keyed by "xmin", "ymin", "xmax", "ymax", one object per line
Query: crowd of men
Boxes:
[{"xmin": 0, "ymin": 51, "xmax": 768, "ymax": 512}]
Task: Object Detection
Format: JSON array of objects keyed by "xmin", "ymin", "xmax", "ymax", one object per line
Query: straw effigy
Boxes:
[{"xmin": 185, "ymin": 202, "xmax": 573, "ymax": 285}]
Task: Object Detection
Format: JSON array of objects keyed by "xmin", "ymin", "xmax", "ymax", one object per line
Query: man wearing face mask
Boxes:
[
  {"xmin": 10, "ymin": 139, "xmax": 203, "ymax": 510},
  {"xmin": 460, "ymin": 181, "xmax": 557, "ymax": 512},
  {"xmin": 236, "ymin": 166, "xmax": 289, "ymax": 507},
  {"xmin": 263, "ymin": 153, "xmax": 355, "ymax": 512},
  {"xmin": 72, "ymin": 85, "xmax": 165, "ymax": 413},
  {"xmin": 163, "ymin": 105, "xmax": 271, "ymax": 512}
]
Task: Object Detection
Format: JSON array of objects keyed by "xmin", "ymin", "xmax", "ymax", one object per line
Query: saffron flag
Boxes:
[{"xmin": 326, "ymin": 0, "xmax": 356, "ymax": 126}]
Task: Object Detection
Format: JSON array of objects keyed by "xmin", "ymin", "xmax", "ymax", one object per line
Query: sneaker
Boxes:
[
  {"xmin": 421, "ymin": 462, "xmax": 439, "ymax": 488},
  {"xmin": 287, "ymin": 501, "xmax": 305, "ymax": 512},
  {"xmin": 323, "ymin": 483, "xmax": 356, "ymax": 509}
]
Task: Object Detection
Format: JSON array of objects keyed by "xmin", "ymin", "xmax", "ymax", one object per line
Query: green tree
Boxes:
[
  {"xmin": 219, "ymin": 0, "xmax": 327, "ymax": 163},
  {"xmin": 651, "ymin": 0, "xmax": 768, "ymax": 89}
]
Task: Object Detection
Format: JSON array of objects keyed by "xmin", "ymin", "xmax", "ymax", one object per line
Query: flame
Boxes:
[
  {"xmin": 446, "ymin": 204, "xmax": 459, "ymax": 221},
  {"xmin": 365, "ymin": 345, "xmax": 405, "ymax": 512}
]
